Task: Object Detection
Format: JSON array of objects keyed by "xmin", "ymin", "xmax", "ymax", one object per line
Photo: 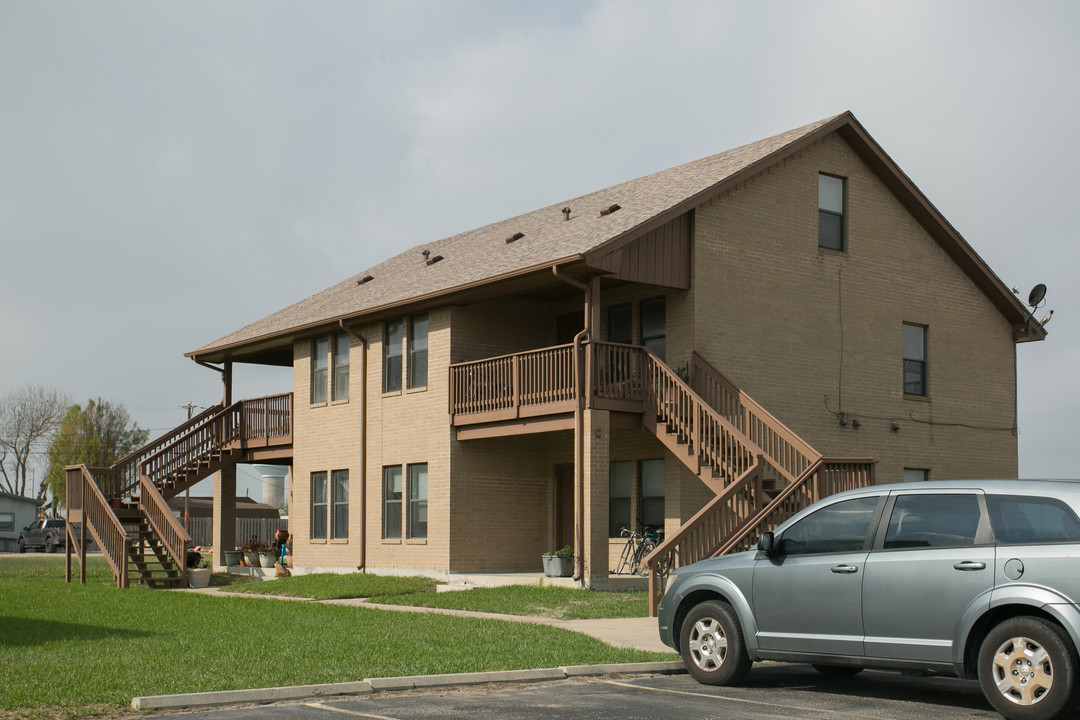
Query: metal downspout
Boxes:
[
  {"xmin": 552, "ymin": 266, "xmax": 590, "ymax": 582},
  {"xmin": 340, "ymin": 320, "xmax": 368, "ymax": 571}
]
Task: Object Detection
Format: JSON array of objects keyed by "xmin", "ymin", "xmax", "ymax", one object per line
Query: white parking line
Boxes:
[
  {"xmin": 304, "ymin": 702, "xmax": 403, "ymax": 720},
  {"xmin": 598, "ymin": 679, "xmax": 894, "ymax": 719}
]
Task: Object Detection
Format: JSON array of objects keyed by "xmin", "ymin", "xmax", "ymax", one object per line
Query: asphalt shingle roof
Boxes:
[{"xmin": 191, "ymin": 114, "xmax": 844, "ymax": 358}]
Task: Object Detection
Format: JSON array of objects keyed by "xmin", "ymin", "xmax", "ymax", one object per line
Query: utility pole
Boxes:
[{"xmin": 181, "ymin": 403, "xmax": 197, "ymax": 532}]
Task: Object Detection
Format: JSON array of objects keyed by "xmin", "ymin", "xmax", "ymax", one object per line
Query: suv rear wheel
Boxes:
[
  {"xmin": 18, "ymin": 537, "xmax": 26, "ymax": 553},
  {"xmin": 978, "ymin": 616, "xmax": 1080, "ymax": 720},
  {"xmin": 45, "ymin": 537, "xmax": 55, "ymax": 553},
  {"xmin": 679, "ymin": 600, "xmax": 751, "ymax": 685}
]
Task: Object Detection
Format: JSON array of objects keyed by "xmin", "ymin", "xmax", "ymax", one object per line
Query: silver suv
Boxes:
[{"xmin": 658, "ymin": 480, "xmax": 1080, "ymax": 720}]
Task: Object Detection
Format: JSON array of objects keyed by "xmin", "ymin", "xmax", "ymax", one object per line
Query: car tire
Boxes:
[
  {"xmin": 45, "ymin": 537, "xmax": 55, "ymax": 553},
  {"xmin": 18, "ymin": 538, "xmax": 26, "ymax": 553},
  {"xmin": 812, "ymin": 664, "xmax": 863, "ymax": 677},
  {"xmin": 978, "ymin": 616, "xmax": 1080, "ymax": 720},
  {"xmin": 679, "ymin": 600, "xmax": 752, "ymax": 686}
]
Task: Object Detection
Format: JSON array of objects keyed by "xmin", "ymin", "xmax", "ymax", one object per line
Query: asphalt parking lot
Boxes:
[{"xmin": 142, "ymin": 665, "xmax": 998, "ymax": 720}]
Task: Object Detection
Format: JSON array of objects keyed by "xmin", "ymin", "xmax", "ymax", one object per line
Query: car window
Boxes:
[
  {"xmin": 883, "ymin": 494, "xmax": 981, "ymax": 549},
  {"xmin": 986, "ymin": 495, "xmax": 1080, "ymax": 544},
  {"xmin": 45, "ymin": 520, "xmax": 64, "ymax": 528},
  {"xmin": 778, "ymin": 496, "xmax": 879, "ymax": 556}
]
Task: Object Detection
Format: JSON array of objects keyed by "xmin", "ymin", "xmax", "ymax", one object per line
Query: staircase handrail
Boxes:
[
  {"xmin": 691, "ymin": 351, "xmax": 821, "ymax": 482},
  {"xmin": 643, "ymin": 459, "xmax": 764, "ymax": 615},
  {"xmin": 139, "ymin": 474, "xmax": 192, "ymax": 584},
  {"xmin": 65, "ymin": 465, "xmax": 130, "ymax": 588},
  {"xmin": 111, "ymin": 404, "xmax": 223, "ymax": 497},
  {"xmin": 138, "ymin": 402, "xmax": 241, "ymax": 485}
]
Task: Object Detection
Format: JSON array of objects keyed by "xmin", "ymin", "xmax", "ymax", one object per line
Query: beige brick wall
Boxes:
[
  {"xmin": 688, "ymin": 133, "xmax": 1018, "ymax": 484},
  {"xmin": 284, "ymin": 129, "xmax": 1020, "ymax": 574}
]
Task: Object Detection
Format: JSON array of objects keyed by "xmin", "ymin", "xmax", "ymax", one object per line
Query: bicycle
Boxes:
[{"xmin": 614, "ymin": 525, "xmax": 661, "ymax": 576}]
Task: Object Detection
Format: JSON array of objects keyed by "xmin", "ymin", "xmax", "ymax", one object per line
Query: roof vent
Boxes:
[
  {"xmin": 562, "ymin": 207, "xmax": 571, "ymax": 221},
  {"xmin": 422, "ymin": 250, "xmax": 444, "ymax": 266},
  {"xmin": 599, "ymin": 204, "xmax": 621, "ymax": 217},
  {"xmin": 356, "ymin": 275, "xmax": 374, "ymax": 286},
  {"xmin": 505, "ymin": 232, "xmax": 525, "ymax": 244}
]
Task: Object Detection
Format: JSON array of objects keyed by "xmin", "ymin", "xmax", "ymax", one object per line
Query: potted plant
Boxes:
[
  {"xmin": 187, "ymin": 557, "xmax": 212, "ymax": 588},
  {"xmin": 241, "ymin": 540, "xmax": 271, "ymax": 567},
  {"xmin": 542, "ymin": 545, "xmax": 574, "ymax": 577},
  {"xmin": 223, "ymin": 549, "xmax": 242, "ymax": 567}
]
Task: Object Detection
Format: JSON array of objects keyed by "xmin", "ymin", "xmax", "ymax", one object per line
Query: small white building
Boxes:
[{"xmin": 0, "ymin": 491, "xmax": 44, "ymax": 553}]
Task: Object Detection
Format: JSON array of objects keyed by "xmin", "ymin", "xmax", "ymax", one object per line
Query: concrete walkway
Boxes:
[{"xmin": 179, "ymin": 586, "xmax": 673, "ymax": 654}]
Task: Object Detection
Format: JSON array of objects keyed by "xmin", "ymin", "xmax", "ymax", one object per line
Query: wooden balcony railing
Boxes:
[{"xmin": 450, "ymin": 345, "xmax": 577, "ymax": 423}]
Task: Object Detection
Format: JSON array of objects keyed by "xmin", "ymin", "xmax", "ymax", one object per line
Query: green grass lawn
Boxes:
[
  {"xmin": 0, "ymin": 557, "xmax": 670, "ymax": 718},
  {"xmin": 229, "ymin": 573, "xmax": 650, "ymax": 619}
]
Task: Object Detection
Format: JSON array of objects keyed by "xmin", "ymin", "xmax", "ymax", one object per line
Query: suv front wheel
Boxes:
[
  {"xmin": 679, "ymin": 600, "xmax": 751, "ymax": 685},
  {"xmin": 978, "ymin": 616, "xmax": 1080, "ymax": 720}
]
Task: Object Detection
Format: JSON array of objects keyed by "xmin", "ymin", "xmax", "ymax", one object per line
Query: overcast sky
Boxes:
[{"xmin": 2, "ymin": 1, "xmax": 1077, "ymax": 500}]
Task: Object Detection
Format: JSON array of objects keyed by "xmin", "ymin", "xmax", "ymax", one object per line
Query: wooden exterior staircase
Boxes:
[
  {"xmin": 65, "ymin": 394, "xmax": 292, "ymax": 589},
  {"xmin": 449, "ymin": 343, "xmax": 876, "ymax": 615}
]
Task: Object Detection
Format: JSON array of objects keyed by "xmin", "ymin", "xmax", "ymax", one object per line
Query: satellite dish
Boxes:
[{"xmin": 1028, "ymin": 283, "xmax": 1047, "ymax": 308}]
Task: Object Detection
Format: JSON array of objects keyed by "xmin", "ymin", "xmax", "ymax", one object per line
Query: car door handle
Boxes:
[
  {"xmin": 953, "ymin": 561, "xmax": 986, "ymax": 571},
  {"xmin": 831, "ymin": 565, "xmax": 859, "ymax": 574}
]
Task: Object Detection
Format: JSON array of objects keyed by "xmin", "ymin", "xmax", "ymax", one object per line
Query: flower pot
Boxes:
[
  {"xmin": 187, "ymin": 568, "xmax": 211, "ymax": 588},
  {"xmin": 244, "ymin": 552, "xmax": 260, "ymax": 567},
  {"xmin": 275, "ymin": 529, "xmax": 289, "ymax": 542},
  {"xmin": 259, "ymin": 552, "xmax": 278, "ymax": 568},
  {"xmin": 223, "ymin": 550, "xmax": 242, "ymax": 566},
  {"xmin": 542, "ymin": 555, "xmax": 574, "ymax": 577}
]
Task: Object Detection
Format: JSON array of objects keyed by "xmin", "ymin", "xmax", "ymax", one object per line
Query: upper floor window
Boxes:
[
  {"xmin": 640, "ymin": 298, "xmax": 666, "ymax": 361},
  {"xmin": 384, "ymin": 320, "xmax": 403, "ymax": 393},
  {"xmin": 818, "ymin": 174, "xmax": 845, "ymax": 251},
  {"xmin": 332, "ymin": 334, "xmax": 350, "ymax": 402},
  {"xmin": 903, "ymin": 323, "xmax": 927, "ymax": 396},
  {"xmin": 311, "ymin": 337, "xmax": 329, "ymax": 404},
  {"xmin": 312, "ymin": 333, "xmax": 349, "ymax": 404},
  {"xmin": 408, "ymin": 314, "xmax": 428, "ymax": 390}
]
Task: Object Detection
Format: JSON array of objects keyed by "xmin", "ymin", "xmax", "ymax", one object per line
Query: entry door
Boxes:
[{"xmin": 555, "ymin": 464, "xmax": 574, "ymax": 551}]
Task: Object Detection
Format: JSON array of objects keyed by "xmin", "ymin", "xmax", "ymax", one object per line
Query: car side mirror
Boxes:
[{"xmin": 758, "ymin": 531, "xmax": 775, "ymax": 556}]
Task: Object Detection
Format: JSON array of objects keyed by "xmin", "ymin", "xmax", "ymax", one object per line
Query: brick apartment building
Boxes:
[{"xmin": 66, "ymin": 112, "xmax": 1045, "ymax": 595}]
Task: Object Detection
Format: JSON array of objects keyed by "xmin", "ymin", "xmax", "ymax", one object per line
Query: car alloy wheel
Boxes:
[
  {"xmin": 978, "ymin": 616, "xmax": 1079, "ymax": 720},
  {"xmin": 678, "ymin": 600, "xmax": 751, "ymax": 686}
]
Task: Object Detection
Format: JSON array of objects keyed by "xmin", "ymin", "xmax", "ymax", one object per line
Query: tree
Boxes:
[
  {"xmin": 44, "ymin": 398, "xmax": 150, "ymax": 509},
  {"xmin": 0, "ymin": 384, "xmax": 70, "ymax": 498}
]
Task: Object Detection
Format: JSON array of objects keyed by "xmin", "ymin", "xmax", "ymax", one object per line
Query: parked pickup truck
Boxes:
[{"xmin": 18, "ymin": 519, "xmax": 66, "ymax": 553}]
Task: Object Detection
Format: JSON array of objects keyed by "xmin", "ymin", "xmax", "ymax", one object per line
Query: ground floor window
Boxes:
[
  {"xmin": 310, "ymin": 471, "xmax": 327, "ymax": 539},
  {"xmin": 608, "ymin": 458, "xmax": 665, "ymax": 537},
  {"xmin": 640, "ymin": 459, "xmax": 665, "ymax": 529},
  {"xmin": 408, "ymin": 463, "xmax": 428, "ymax": 538},
  {"xmin": 331, "ymin": 469, "xmax": 349, "ymax": 538},
  {"xmin": 609, "ymin": 461, "xmax": 632, "ymax": 537},
  {"xmin": 383, "ymin": 466, "xmax": 403, "ymax": 539},
  {"xmin": 0, "ymin": 512, "xmax": 13, "ymax": 531}
]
